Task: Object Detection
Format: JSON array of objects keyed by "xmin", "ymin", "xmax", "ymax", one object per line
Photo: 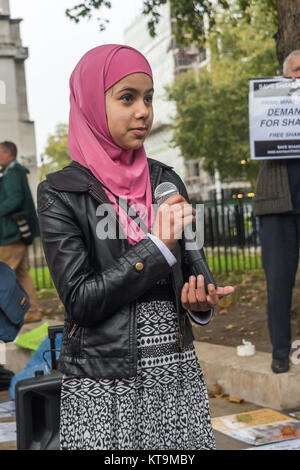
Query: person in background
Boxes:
[
  {"xmin": 253, "ymin": 50, "xmax": 300, "ymax": 373},
  {"xmin": 0, "ymin": 141, "xmax": 41, "ymax": 323}
]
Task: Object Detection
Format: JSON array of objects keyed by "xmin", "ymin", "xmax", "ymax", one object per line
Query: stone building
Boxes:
[{"xmin": 0, "ymin": 0, "xmax": 38, "ymax": 201}]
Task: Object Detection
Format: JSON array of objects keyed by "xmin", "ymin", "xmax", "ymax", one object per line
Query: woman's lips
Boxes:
[{"xmin": 130, "ymin": 128, "xmax": 147, "ymax": 136}]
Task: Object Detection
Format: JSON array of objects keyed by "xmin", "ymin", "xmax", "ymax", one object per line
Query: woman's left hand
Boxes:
[{"xmin": 181, "ymin": 275, "xmax": 235, "ymax": 312}]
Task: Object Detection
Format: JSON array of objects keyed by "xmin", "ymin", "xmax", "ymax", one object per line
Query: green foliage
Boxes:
[
  {"xmin": 166, "ymin": 2, "xmax": 279, "ymax": 186},
  {"xmin": 65, "ymin": 0, "xmax": 277, "ymax": 47},
  {"xmin": 40, "ymin": 124, "xmax": 70, "ymax": 182},
  {"xmin": 66, "ymin": 0, "xmax": 111, "ymax": 31},
  {"xmin": 237, "ymin": 0, "xmax": 277, "ymax": 26}
]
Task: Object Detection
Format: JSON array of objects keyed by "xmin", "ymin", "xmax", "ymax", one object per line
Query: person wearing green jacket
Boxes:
[{"xmin": 0, "ymin": 141, "xmax": 41, "ymax": 323}]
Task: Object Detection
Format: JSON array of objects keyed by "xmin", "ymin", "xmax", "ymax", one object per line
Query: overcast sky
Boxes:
[{"xmin": 9, "ymin": 0, "xmax": 144, "ymax": 163}]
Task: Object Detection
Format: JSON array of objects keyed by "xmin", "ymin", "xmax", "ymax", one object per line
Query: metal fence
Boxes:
[
  {"xmin": 194, "ymin": 195, "xmax": 262, "ymax": 275},
  {"xmin": 28, "ymin": 238, "xmax": 55, "ymax": 290},
  {"xmin": 29, "ymin": 196, "xmax": 262, "ymax": 290}
]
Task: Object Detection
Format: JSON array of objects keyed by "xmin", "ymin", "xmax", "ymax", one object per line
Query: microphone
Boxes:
[{"xmin": 154, "ymin": 182, "xmax": 216, "ymax": 292}]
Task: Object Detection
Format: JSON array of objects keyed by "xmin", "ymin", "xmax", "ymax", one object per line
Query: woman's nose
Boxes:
[{"xmin": 134, "ymin": 100, "xmax": 149, "ymax": 119}]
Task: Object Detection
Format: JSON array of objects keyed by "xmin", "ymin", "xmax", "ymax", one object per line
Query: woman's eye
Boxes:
[
  {"xmin": 121, "ymin": 94, "xmax": 133, "ymax": 103},
  {"xmin": 145, "ymin": 95, "xmax": 153, "ymax": 103}
]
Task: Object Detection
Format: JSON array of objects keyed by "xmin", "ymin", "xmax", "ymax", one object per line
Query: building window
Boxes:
[{"xmin": 185, "ymin": 160, "xmax": 200, "ymax": 177}]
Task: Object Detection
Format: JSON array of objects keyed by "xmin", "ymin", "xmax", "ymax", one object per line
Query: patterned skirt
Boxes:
[{"xmin": 60, "ymin": 299, "xmax": 216, "ymax": 450}]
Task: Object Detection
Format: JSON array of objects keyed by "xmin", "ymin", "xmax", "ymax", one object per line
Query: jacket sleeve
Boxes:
[
  {"xmin": 0, "ymin": 169, "xmax": 24, "ymax": 217},
  {"xmin": 37, "ymin": 182, "xmax": 173, "ymax": 328}
]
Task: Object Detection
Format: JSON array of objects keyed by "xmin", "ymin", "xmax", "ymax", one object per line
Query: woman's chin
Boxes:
[{"xmin": 121, "ymin": 139, "xmax": 145, "ymax": 150}]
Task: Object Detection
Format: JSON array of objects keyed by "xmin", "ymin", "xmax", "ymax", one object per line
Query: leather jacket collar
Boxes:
[{"xmin": 46, "ymin": 158, "xmax": 173, "ymax": 202}]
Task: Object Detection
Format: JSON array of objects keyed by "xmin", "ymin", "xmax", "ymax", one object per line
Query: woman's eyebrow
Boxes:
[{"xmin": 117, "ymin": 87, "xmax": 154, "ymax": 94}]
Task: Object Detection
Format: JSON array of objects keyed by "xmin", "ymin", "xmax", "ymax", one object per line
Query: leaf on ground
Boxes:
[
  {"xmin": 242, "ymin": 274, "xmax": 254, "ymax": 284},
  {"xmin": 281, "ymin": 426, "xmax": 295, "ymax": 436},
  {"xmin": 208, "ymin": 383, "xmax": 224, "ymax": 398},
  {"xmin": 225, "ymin": 324, "xmax": 234, "ymax": 329},
  {"xmin": 214, "ymin": 383, "xmax": 223, "ymax": 395},
  {"xmin": 236, "ymin": 413, "xmax": 253, "ymax": 423},
  {"xmin": 219, "ymin": 309, "xmax": 228, "ymax": 315},
  {"xmin": 228, "ymin": 396, "xmax": 244, "ymax": 403},
  {"xmin": 218, "ymin": 297, "xmax": 232, "ymax": 308}
]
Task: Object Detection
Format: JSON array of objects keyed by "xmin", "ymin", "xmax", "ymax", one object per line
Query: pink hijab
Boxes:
[{"xmin": 68, "ymin": 44, "xmax": 154, "ymax": 245}]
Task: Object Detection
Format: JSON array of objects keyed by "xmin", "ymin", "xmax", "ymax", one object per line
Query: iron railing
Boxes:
[{"xmin": 193, "ymin": 195, "xmax": 261, "ymax": 274}]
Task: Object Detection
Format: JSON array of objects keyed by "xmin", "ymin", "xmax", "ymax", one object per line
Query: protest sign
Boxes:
[{"xmin": 249, "ymin": 77, "xmax": 300, "ymax": 160}]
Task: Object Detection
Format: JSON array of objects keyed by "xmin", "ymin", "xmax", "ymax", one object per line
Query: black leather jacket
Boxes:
[{"xmin": 37, "ymin": 158, "xmax": 208, "ymax": 379}]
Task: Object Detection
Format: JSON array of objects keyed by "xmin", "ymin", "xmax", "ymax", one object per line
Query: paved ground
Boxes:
[{"xmin": 0, "ymin": 389, "xmax": 278, "ymax": 451}]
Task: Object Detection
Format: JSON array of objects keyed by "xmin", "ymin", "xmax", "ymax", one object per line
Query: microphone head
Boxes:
[{"xmin": 154, "ymin": 182, "xmax": 179, "ymax": 205}]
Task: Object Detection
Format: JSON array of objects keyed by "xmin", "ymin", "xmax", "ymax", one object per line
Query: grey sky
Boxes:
[{"xmin": 9, "ymin": 0, "xmax": 144, "ymax": 163}]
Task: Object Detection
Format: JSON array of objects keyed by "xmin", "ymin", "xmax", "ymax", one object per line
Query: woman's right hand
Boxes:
[{"xmin": 151, "ymin": 194, "xmax": 196, "ymax": 251}]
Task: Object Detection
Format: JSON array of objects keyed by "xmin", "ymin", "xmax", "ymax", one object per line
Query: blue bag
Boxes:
[
  {"xmin": 9, "ymin": 332, "xmax": 62, "ymax": 400},
  {"xmin": 0, "ymin": 262, "xmax": 30, "ymax": 342}
]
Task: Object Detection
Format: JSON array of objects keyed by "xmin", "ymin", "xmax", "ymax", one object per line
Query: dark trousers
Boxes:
[{"xmin": 259, "ymin": 213, "xmax": 300, "ymax": 359}]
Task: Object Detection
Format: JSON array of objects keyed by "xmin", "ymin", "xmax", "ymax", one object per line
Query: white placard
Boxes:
[
  {"xmin": 0, "ymin": 400, "xmax": 15, "ymax": 419},
  {"xmin": 249, "ymin": 77, "xmax": 300, "ymax": 160},
  {"xmin": 0, "ymin": 421, "xmax": 16, "ymax": 444}
]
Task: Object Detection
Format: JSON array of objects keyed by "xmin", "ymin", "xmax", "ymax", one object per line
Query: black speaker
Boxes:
[{"xmin": 15, "ymin": 325, "xmax": 63, "ymax": 450}]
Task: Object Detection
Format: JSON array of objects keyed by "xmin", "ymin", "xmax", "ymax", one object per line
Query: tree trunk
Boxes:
[{"xmin": 276, "ymin": 0, "xmax": 300, "ymax": 67}]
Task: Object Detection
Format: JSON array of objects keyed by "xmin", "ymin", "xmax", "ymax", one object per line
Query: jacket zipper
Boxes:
[{"xmin": 68, "ymin": 323, "xmax": 78, "ymax": 338}]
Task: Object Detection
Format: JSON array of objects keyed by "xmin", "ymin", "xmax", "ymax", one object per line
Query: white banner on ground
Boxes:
[
  {"xmin": 249, "ymin": 77, "xmax": 300, "ymax": 160},
  {"xmin": 0, "ymin": 421, "xmax": 16, "ymax": 444},
  {"xmin": 0, "ymin": 400, "xmax": 15, "ymax": 419}
]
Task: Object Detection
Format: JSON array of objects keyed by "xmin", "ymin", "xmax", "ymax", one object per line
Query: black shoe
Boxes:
[
  {"xmin": 271, "ymin": 357, "xmax": 290, "ymax": 374},
  {"xmin": 0, "ymin": 365, "xmax": 14, "ymax": 390}
]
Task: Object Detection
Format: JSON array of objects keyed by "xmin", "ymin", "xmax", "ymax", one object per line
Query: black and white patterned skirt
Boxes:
[{"xmin": 60, "ymin": 299, "xmax": 216, "ymax": 450}]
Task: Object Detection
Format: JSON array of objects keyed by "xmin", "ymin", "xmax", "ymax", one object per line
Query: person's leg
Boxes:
[
  {"xmin": 15, "ymin": 244, "xmax": 41, "ymax": 321},
  {"xmin": 0, "ymin": 240, "xmax": 41, "ymax": 322},
  {"xmin": 259, "ymin": 213, "xmax": 299, "ymax": 362},
  {"xmin": 0, "ymin": 240, "xmax": 25, "ymax": 272}
]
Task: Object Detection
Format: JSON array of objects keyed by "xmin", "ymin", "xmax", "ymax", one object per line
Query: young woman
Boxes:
[{"xmin": 37, "ymin": 44, "xmax": 234, "ymax": 450}]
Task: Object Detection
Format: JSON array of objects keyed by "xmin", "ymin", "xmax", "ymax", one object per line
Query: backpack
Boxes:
[{"xmin": 0, "ymin": 262, "xmax": 30, "ymax": 342}]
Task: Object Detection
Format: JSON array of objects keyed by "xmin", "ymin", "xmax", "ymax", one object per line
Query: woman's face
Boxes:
[{"xmin": 105, "ymin": 73, "xmax": 154, "ymax": 150}]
